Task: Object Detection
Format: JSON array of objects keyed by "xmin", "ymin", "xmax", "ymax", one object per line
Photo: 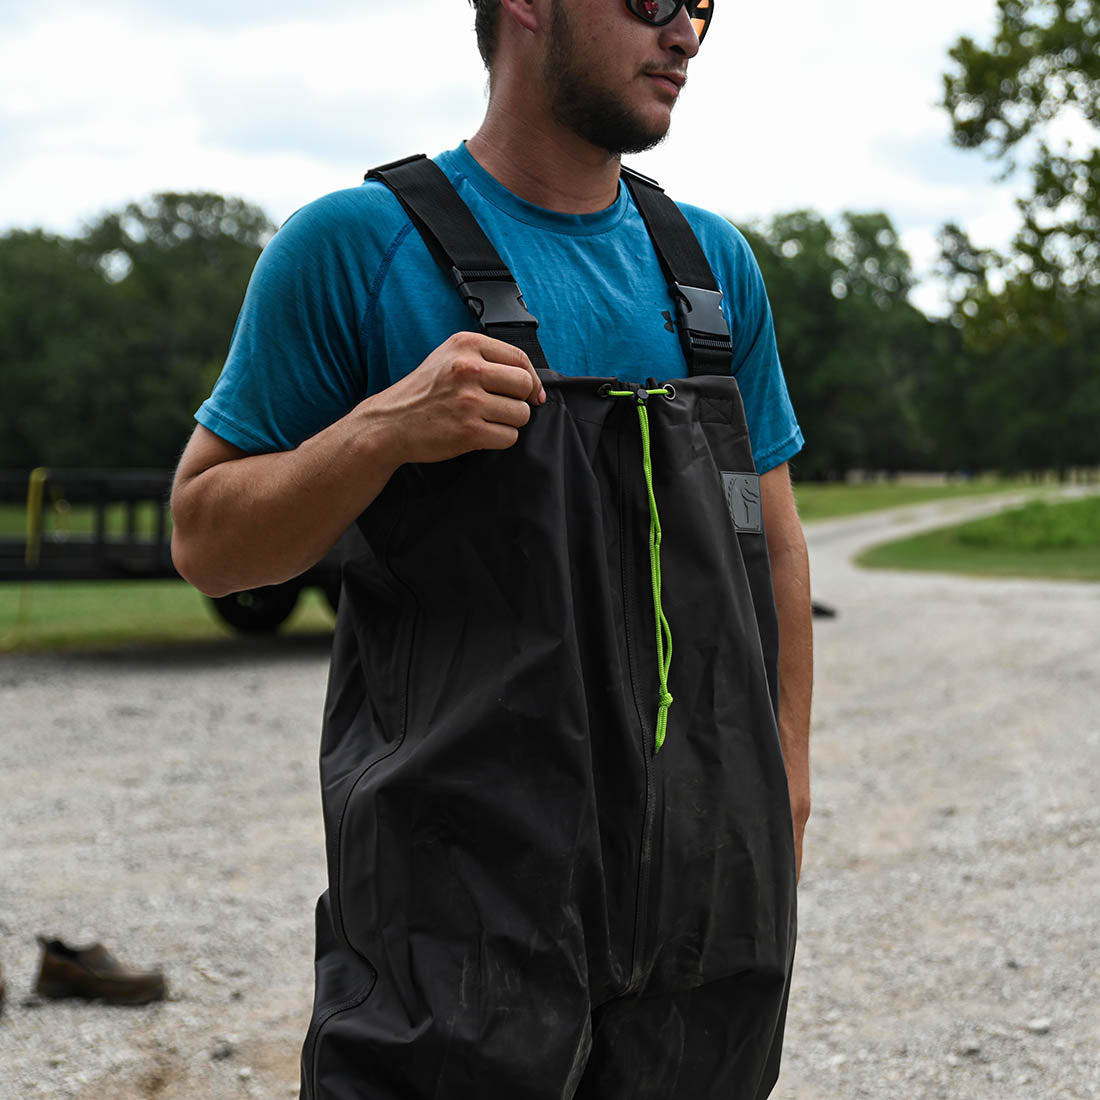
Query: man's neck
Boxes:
[{"xmin": 465, "ymin": 101, "xmax": 622, "ymax": 215}]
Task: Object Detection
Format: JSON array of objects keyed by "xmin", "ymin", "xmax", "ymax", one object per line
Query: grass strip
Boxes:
[
  {"xmin": 0, "ymin": 500, "xmax": 168, "ymax": 538},
  {"xmin": 857, "ymin": 496, "xmax": 1100, "ymax": 582},
  {"xmin": 792, "ymin": 478, "xmax": 1037, "ymax": 522},
  {"xmin": 0, "ymin": 477, "xmax": 1044, "ymax": 535},
  {"xmin": 0, "ymin": 581, "xmax": 335, "ymax": 653},
  {"xmin": 2, "ymin": 481, "xmax": 1094, "ymax": 652}
]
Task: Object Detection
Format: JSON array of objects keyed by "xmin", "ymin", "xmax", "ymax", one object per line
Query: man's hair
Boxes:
[{"xmin": 470, "ymin": 0, "xmax": 499, "ymax": 71}]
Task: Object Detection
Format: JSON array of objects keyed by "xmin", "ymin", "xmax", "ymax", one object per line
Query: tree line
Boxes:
[
  {"xmin": 0, "ymin": 194, "xmax": 273, "ymax": 470},
  {"xmin": 745, "ymin": 207, "xmax": 1099, "ymax": 480},
  {"xmin": 1, "ymin": 0, "xmax": 1096, "ymax": 479},
  {"xmin": 3, "ymin": 191, "xmax": 1094, "ymax": 479}
]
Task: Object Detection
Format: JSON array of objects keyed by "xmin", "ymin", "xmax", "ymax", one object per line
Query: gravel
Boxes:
[
  {"xmin": 779, "ymin": 490, "xmax": 1100, "ymax": 1099},
  {"xmin": 0, "ymin": 639, "xmax": 328, "ymax": 1100},
  {"xmin": 1, "ymin": 492, "xmax": 1097, "ymax": 1099}
]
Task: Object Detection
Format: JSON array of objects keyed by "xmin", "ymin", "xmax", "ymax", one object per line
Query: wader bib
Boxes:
[{"xmin": 301, "ymin": 157, "xmax": 797, "ymax": 1100}]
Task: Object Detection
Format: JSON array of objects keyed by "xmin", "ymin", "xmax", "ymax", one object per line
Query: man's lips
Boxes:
[{"xmin": 646, "ymin": 71, "xmax": 687, "ymax": 94}]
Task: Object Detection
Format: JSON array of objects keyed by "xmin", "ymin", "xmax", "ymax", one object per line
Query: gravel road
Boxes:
[{"xmin": 1, "ymin": 492, "xmax": 1097, "ymax": 1099}]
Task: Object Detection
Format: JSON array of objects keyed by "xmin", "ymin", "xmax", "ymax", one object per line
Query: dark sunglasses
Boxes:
[{"xmin": 624, "ymin": 0, "xmax": 713, "ymax": 43}]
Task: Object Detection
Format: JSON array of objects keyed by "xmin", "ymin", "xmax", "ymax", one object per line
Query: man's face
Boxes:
[{"xmin": 541, "ymin": 0, "xmax": 700, "ymax": 156}]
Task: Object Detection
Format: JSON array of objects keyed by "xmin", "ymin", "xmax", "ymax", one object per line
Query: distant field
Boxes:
[
  {"xmin": 0, "ymin": 582, "xmax": 334, "ymax": 653},
  {"xmin": 0, "ymin": 500, "xmax": 165, "ymax": 538},
  {"xmin": 2, "ymin": 479, "xmax": 1095, "ymax": 652},
  {"xmin": 792, "ymin": 477, "xmax": 1038, "ymax": 522},
  {"xmin": 1, "ymin": 476, "xmax": 1058, "ymax": 536},
  {"xmin": 858, "ymin": 496, "xmax": 1100, "ymax": 582},
  {"xmin": 3, "ymin": 477, "xmax": 1042, "ymax": 537}
]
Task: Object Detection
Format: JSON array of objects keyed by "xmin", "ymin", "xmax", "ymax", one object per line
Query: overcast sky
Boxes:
[{"xmin": 0, "ymin": 0, "xmax": 1035, "ymax": 314}]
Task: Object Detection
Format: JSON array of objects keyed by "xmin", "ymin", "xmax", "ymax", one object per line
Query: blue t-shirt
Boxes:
[{"xmin": 198, "ymin": 143, "xmax": 802, "ymax": 473}]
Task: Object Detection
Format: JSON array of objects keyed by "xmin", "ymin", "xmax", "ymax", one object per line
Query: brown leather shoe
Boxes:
[{"xmin": 34, "ymin": 937, "xmax": 166, "ymax": 1005}]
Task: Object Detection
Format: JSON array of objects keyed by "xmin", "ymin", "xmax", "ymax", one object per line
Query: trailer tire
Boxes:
[{"xmin": 209, "ymin": 582, "xmax": 301, "ymax": 635}]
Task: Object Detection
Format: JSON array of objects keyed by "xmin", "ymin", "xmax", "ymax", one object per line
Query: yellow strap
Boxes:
[
  {"xmin": 25, "ymin": 467, "xmax": 50, "ymax": 568},
  {"xmin": 2, "ymin": 467, "xmax": 50, "ymax": 645}
]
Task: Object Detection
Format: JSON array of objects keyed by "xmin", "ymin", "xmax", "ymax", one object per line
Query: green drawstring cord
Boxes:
[{"xmin": 606, "ymin": 388, "xmax": 674, "ymax": 754}]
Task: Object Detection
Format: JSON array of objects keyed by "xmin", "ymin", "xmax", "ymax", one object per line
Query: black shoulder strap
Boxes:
[
  {"xmin": 620, "ymin": 165, "xmax": 733, "ymax": 377},
  {"xmin": 366, "ymin": 154, "xmax": 550, "ymax": 371}
]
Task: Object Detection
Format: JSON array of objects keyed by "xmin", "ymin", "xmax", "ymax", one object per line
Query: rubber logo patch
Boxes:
[{"xmin": 721, "ymin": 472, "xmax": 762, "ymax": 534}]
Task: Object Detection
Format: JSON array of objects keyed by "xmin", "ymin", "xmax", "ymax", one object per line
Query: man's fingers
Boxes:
[
  {"xmin": 478, "ymin": 393, "xmax": 533, "ymax": 430},
  {"xmin": 475, "ymin": 337, "xmax": 546, "ymax": 404},
  {"xmin": 476, "ymin": 422, "xmax": 522, "ymax": 451},
  {"xmin": 532, "ymin": 367, "xmax": 547, "ymax": 404},
  {"xmin": 469, "ymin": 361, "xmax": 546, "ymax": 404}
]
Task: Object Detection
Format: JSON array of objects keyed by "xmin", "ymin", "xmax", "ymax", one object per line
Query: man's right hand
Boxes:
[
  {"xmin": 171, "ymin": 331, "xmax": 546, "ymax": 598},
  {"xmin": 368, "ymin": 332, "xmax": 546, "ymax": 467}
]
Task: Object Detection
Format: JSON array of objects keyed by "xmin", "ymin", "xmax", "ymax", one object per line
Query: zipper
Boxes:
[
  {"xmin": 604, "ymin": 381, "xmax": 678, "ymax": 993},
  {"xmin": 614, "ymin": 397, "xmax": 659, "ymax": 995},
  {"xmin": 627, "ymin": 714, "xmax": 658, "ymax": 994},
  {"xmin": 602, "ymin": 385, "xmax": 676, "ymax": 754}
]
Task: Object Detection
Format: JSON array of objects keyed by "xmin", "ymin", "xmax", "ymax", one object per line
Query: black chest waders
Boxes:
[{"xmin": 301, "ymin": 157, "xmax": 797, "ymax": 1100}]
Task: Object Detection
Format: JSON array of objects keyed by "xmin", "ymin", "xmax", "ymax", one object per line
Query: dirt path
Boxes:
[
  {"xmin": 0, "ymin": 492, "xmax": 1097, "ymax": 1099},
  {"xmin": 779, "ymin": 490, "xmax": 1100, "ymax": 1099},
  {"xmin": 0, "ymin": 638, "xmax": 331, "ymax": 1100}
]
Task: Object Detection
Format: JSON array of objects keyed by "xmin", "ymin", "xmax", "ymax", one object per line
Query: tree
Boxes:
[
  {"xmin": 0, "ymin": 231, "xmax": 118, "ymax": 467},
  {"xmin": 942, "ymin": 0, "xmax": 1100, "ymax": 296},
  {"xmin": 941, "ymin": 3, "xmax": 1100, "ymax": 476},
  {"xmin": 79, "ymin": 193, "xmax": 275, "ymax": 465},
  {"xmin": 742, "ymin": 211, "xmax": 939, "ymax": 478},
  {"xmin": 0, "ymin": 194, "xmax": 273, "ymax": 468}
]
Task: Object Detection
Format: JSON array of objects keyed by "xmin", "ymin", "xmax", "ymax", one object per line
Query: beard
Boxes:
[{"xmin": 543, "ymin": 0, "xmax": 672, "ymax": 156}]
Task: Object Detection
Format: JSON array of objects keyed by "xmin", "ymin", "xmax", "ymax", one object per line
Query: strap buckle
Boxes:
[
  {"xmin": 451, "ymin": 268, "xmax": 539, "ymax": 329},
  {"xmin": 673, "ymin": 283, "xmax": 730, "ymax": 343}
]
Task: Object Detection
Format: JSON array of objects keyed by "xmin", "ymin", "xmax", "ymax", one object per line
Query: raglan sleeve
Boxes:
[
  {"xmin": 195, "ymin": 189, "xmax": 375, "ymax": 455},
  {"xmin": 699, "ymin": 215, "xmax": 804, "ymax": 475}
]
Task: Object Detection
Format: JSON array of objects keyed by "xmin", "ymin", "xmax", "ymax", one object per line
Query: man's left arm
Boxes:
[{"xmin": 760, "ymin": 461, "xmax": 812, "ymax": 880}]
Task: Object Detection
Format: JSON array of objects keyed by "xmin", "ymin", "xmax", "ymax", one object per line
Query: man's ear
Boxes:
[{"xmin": 499, "ymin": 0, "xmax": 542, "ymax": 36}]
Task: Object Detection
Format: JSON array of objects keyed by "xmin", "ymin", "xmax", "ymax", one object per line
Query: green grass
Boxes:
[
  {"xmin": 0, "ymin": 581, "xmax": 335, "ymax": 653},
  {"xmin": 0, "ymin": 495, "xmax": 336, "ymax": 653},
  {"xmin": 0, "ymin": 476, "xmax": 1054, "ymax": 534},
  {"xmin": 2, "ymin": 480, "xmax": 1093, "ymax": 652},
  {"xmin": 792, "ymin": 477, "xmax": 1036, "ymax": 522},
  {"xmin": 857, "ymin": 496, "xmax": 1100, "ymax": 582},
  {"xmin": 0, "ymin": 478, "xmax": 1045, "ymax": 536},
  {"xmin": 0, "ymin": 500, "xmax": 167, "ymax": 538}
]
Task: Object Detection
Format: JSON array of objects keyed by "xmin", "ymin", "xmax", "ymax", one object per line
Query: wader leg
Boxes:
[
  {"xmin": 302, "ymin": 894, "xmax": 597, "ymax": 1100},
  {"xmin": 573, "ymin": 968, "xmax": 792, "ymax": 1100}
]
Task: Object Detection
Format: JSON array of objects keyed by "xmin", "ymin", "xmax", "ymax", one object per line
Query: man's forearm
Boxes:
[
  {"xmin": 170, "ymin": 405, "xmax": 401, "ymax": 598},
  {"xmin": 760, "ymin": 463, "xmax": 813, "ymax": 879},
  {"xmin": 772, "ymin": 533, "xmax": 813, "ymax": 868},
  {"xmin": 171, "ymin": 332, "xmax": 547, "ymax": 598}
]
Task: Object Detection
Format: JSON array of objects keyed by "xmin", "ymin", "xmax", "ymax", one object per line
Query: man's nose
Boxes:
[{"xmin": 658, "ymin": 5, "xmax": 702, "ymax": 59}]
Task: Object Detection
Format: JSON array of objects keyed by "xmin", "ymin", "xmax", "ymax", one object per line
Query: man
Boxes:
[{"xmin": 172, "ymin": 0, "xmax": 812, "ymax": 1095}]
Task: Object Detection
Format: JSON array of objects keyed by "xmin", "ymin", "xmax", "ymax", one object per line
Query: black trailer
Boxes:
[{"xmin": 0, "ymin": 469, "xmax": 341, "ymax": 634}]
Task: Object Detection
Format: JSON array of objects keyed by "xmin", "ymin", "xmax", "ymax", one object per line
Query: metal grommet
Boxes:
[
  {"xmin": 597, "ymin": 383, "xmax": 612, "ymax": 398},
  {"xmin": 662, "ymin": 384, "xmax": 676, "ymax": 400}
]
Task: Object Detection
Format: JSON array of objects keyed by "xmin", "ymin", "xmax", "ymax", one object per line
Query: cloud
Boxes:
[
  {"xmin": 0, "ymin": 0, "xmax": 1030, "ymax": 307},
  {"xmin": 870, "ymin": 129, "xmax": 1000, "ymax": 193},
  {"xmin": 0, "ymin": 115, "xmax": 36, "ymax": 162},
  {"xmin": 0, "ymin": 5, "xmax": 488, "ymax": 233},
  {"xmin": 0, "ymin": 0, "xmax": 410, "ymax": 32},
  {"xmin": 184, "ymin": 16, "xmax": 486, "ymax": 167}
]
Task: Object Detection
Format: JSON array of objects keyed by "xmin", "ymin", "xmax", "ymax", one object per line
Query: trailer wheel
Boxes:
[{"xmin": 209, "ymin": 582, "xmax": 301, "ymax": 635}]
